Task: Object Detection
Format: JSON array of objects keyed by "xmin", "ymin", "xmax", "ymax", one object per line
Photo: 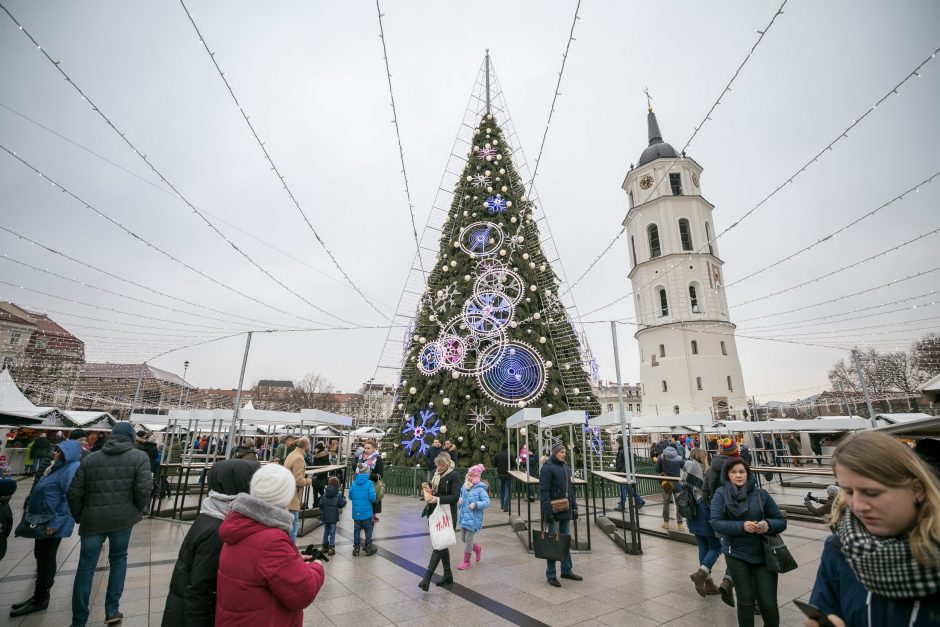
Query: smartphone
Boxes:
[{"xmin": 793, "ymin": 599, "xmax": 836, "ymax": 627}]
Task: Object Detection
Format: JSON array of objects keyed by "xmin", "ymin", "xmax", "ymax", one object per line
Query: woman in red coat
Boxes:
[{"xmin": 216, "ymin": 463, "xmax": 324, "ymax": 626}]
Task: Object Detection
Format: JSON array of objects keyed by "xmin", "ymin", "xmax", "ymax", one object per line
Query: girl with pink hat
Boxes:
[{"xmin": 457, "ymin": 464, "xmax": 490, "ymax": 570}]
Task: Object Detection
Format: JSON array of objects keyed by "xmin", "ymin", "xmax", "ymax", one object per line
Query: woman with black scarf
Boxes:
[{"xmin": 418, "ymin": 453, "xmax": 460, "ymax": 591}]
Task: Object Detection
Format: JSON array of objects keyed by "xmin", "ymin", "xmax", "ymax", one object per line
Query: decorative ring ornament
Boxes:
[
  {"xmin": 463, "ymin": 291, "xmax": 514, "ymax": 336},
  {"xmin": 474, "ymin": 266, "xmax": 524, "ymax": 305},
  {"xmin": 477, "ymin": 342, "xmax": 547, "ymax": 407},
  {"xmin": 459, "ymin": 221, "xmax": 504, "ymax": 258}
]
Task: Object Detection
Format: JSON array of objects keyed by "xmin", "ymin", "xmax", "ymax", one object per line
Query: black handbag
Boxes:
[
  {"xmin": 15, "ymin": 511, "xmax": 53, "ymax": 539},
  {"xmin": 759, "ymin": 491, "xmax": 797, "ymax": 573},
  {"xmin": 533, "ymin": 528, "xmax": 571, "ymax": 561}
]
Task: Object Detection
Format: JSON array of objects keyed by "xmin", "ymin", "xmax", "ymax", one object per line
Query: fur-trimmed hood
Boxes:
[{"xmin": 220, "ymin": 493, "xmax": 293, "ymax": 545}]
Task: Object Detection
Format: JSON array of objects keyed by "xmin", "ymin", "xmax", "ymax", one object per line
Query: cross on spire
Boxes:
[{"xmin": 643, "ymin": 86, "xmax": 653, "ymax": 112}]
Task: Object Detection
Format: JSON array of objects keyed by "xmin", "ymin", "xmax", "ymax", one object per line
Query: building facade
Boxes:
[
  {"xmin": 622, "ymin": 108, "xmax": 748, "ymax": 420},
  {"xmin": 71, "ymin": 363, "xmax": 195, "ymax": 417},
  {"xmin": 593, "ymin": 381, "xmax": 643, "ymax": 415}
]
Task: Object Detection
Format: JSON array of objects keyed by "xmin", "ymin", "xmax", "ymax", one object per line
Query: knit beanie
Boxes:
[
  {"xmin": 551, "ymin": 442, "xmax": 565, "ymax": 456},
  {"xmin": 467, "ymin": 464, "xmax": 485, "ymax": 484},
  {"xmin": 356, "ymin": 462, "xmax": 371, "ymax": 475},
  {"xmin": 249, "ymin": 463, "xmax": 295, "ymax": 509},
  {"xmin": 719, "ymin": 437, "xmax": 739, "ymax": 457}
]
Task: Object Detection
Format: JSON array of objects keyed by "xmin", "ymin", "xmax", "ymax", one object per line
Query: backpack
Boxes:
[
  {"xmin": 374, "ymin": 478, "xmax": 385, "ymax": 502},
  {"xmin": 675, "ymin": 485, "xmax": 696, "ymax": 520}
]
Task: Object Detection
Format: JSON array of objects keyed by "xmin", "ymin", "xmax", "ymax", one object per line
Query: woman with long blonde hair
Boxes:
[{"xmin": 806, "ymin": 431, "xmax": 940, "ymax": 627}]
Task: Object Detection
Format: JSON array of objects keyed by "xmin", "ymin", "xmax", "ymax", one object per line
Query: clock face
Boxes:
[
  {"xmin": 692, "ymin": 173, "xmax": 700, "ymax": 187},
  {"xmin": 639, "ymin": 175, "xmax": 654, "ymax": 190}
]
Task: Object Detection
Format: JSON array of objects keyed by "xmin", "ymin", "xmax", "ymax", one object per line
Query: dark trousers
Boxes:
[
  {"xmin": 726, "ymin": 555, "xmax": 779, "ymax": 627},
  {"xmin": 499, "ymin": 476, "xmax": 511, "ymax": 511},
  {"xmin": 421, "ymin": 548, "xmax": 452, "ymax": 582},
  {"xmin": 33, "ymin": 537, "xmax": 62, "ymax": 600}
]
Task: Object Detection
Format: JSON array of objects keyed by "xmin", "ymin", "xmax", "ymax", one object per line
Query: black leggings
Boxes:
[
  {"xmin": 34, "ymin": 537, "xmax": 63, "ymax": 600},
  {"xmin": 726, "ymin": 555, "xmax": 779, "ymax": 627}
]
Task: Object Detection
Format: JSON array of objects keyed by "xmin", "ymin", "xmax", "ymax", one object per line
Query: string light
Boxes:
[{"xmin": 739, "ymin": 292, "xmax": 938, "ymax": 332}]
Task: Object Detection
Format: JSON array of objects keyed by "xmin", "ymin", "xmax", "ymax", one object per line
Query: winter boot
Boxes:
[
  {"xmin": 327, "ymin": 545, "xmax": 335, "ymax": 556},
  {"xmin": 9, "ymin": 588, "xmax": 48, "ymax": 618},
  {"xmin": 703, "ymin": 577, "xmax": 720, "ymax": 595},
  {"xmin": 352, "ymin": 545, "xmax": 360, "ymax": 557},
  {"xmin": 419, "ymin": 551, "xmax": 441, "ymax": 591},
  {"xmin": 10, "ymin": 597, "xmax": 34, "ymax": 611},
  {"xmin": 364, "ymin": 543, "xmax": 377, "ymax": 556},
  {"xmin": 322, "ymin": 543, "xmax": 330, "ymax": 554},
  {"xmin": 436, "ymin": 549, "xmax": 454, "ymax": 586},
  {"xmin": 473, "ymin": 543, "xmax": 483, "ymax": 562},
  {"xmin": 458, "ymin": 552, "xmax": 472, "ymax": 570}
]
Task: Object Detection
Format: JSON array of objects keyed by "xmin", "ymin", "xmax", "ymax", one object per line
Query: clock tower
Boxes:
[{"xmin": 622, "ymin": 107, "xmax": 748, "ymax": 420}]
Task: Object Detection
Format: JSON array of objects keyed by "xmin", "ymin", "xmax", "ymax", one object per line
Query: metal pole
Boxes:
[
  {"xmin": 837, "ymin": 381, "xmax": 852, "ymax": 416},
  {"xmin": 226, "ymin": 332, "xmax": 253, "ymax": 458},
  {"xmin": 611, "ymin": 321, "xmax": 640, "ymax": 553},
  {"xmin": 852, "ymin": 350, "xmax": 878, "ymax": 428},
  {"xmin": 129, "ymin": 363, "xmax": 146, "ymax": 421},
  {"xmin": 484, "ymin": 49, "xmax": 491, "ymax": 115}
]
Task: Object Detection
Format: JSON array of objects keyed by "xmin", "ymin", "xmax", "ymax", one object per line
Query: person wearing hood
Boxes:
[
  {"xmin": 710, "ymin": 458, "xmax": 787, "ymax": 627},
  {"xmin": 163, "ymin": 459, "xmax": 259, "ymax": 627},
  {"xmin": 656, "ymin": 442, "xmax": 685, "ymax": 531},
  {"xmin": 68, "ymin": 421, "xmax": 152, "ymax": 627},
  {"xmin": 9, "ymin": 439, "xmax": 82, "ymax": 618},
  {"xmin": 457, "ymin": 464, "xmax": 490, "ymax": 571},
  {"xmin": 216, "ymin": 463, "xmax": 325, "ymax": 626},
  {"xmin": 349, "ymin": 463, "xmax": 377, "ymax": 556},
  {"xmin": 418, "ymin": 452, "xmax": 460, "ymax": 590},
  {"xmin": 318, "ymin": 476, "xmax": 346, "ymax": 556},
  {"xmin": 539, "ymin": 443, "xmax": 582, "ymax": 588},
  {"xmin": 28, "ymin": 429, "xmax": 89, "ymax": 498}
]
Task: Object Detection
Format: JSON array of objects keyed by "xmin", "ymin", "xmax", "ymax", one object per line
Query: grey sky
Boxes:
[{"xmin": 1, "ymin": 1, "xmax": 938, "ymax": 401}]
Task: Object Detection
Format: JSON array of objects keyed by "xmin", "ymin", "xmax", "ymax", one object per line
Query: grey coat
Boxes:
[{"xmin": 68, "ymin": 435, "xmax": 152, "ymax": 535}]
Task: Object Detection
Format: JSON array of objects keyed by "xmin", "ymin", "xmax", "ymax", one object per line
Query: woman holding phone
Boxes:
[{"xmin": 804, "ymin": 431, "xmax": 940, "ymax": 627}]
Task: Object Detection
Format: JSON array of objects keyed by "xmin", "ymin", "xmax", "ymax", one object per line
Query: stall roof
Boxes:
[
  {"xmin": 541, "ymin": 410, "xmax": 587, "ymax": 427},
  {"xmin": 61, "ymin": 410, "xmax": 114, "ymax": 427},
  {"xmin": 875, "ymin": 413, "xmax": 933, "ymax": 425},
  {"xmin": 299, "ymin": 408, "xmax": 353, "ymax": 427},
  {"xmin": 591, "ymin": 411, "xmax": 712, "ymax": 431},
  {"xmin": 873, "ymin": 415, "xmax": 940, "ymax": 438},
  {"xmin": 506, "ymin": 408, "xmax": 542, "ymax": 428},
  {"xmin": 711, "ymin": 417, "xmax": 870, "ymax": 433},
  {"xmin": 0, "ymin": 369, "xmax": 55, "ymax": 423},
  {"xmin": 352, "ymin": 426, "xmax": 385, "ymax": 436}
]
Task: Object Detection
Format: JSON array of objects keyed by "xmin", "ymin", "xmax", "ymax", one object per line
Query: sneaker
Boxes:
[
  {"xmin": 105, "ymin": 611, "xmax": 124, "ymax": 624},
  {"xmin": 662, "ymin": 521, "xmax": 670, "ymax": 530},
  {"xmin": 327, "ymin": 545, "xmax": 335, "ymax": 556},
  {"xmin": 613, "ymin": 504, "xmax": 626, "ymax": 512},
  {"xmin": 352, "ymin": 545, "xmax": 360, "ymax": 557},
  {"xmin": 363, "ymin": 543, "xmax": 377, "ymax": 556},
  {"xmin": 677, "ymin": 521, "xmax": 685, "ymax": 531},
  {"xmin": 635, "ymin": 500, "xmax": 646, "ymax": 510}
]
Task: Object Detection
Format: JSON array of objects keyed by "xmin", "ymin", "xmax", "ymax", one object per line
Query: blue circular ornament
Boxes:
[{"xmin": 477, "ymin": 342, "xmax": 547, "ymax": 407}]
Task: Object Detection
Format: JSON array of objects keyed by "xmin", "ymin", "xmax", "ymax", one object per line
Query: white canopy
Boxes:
[
  {"xmin": 873, "ymin": 415, "xmax": 940, "ymax": 438},
  {"xmin": 299, "ymin": 408, "xmax": 353, "ymax": 427},
  {"xmin": 710, "ymin": 417, "xmax": 870, "ymax": 433},
  {"xmin": 0, "ymin": 369, "xmax": 55, "ymax": 422},
  {"xmin": 591, "ymin": 411, "xmax": 712, "ymax": 431},
  {"xmin": 875, "ymin": 413, "xmax": 933, "ymax": 425},
  {"xmin": 352, "ymin": 426, "xmax": 385, "ymax": 436},
  {"xmin": 541, "ymin": 410, "xmax": 587, "ymax": 427},
  {"xmin": 506, "ymin": 408, "xmax": 542, "ymax": 428}
]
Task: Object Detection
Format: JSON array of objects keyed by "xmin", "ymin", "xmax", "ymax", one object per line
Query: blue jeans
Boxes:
[
  {"xmin": 544, "ymin": 518, "xmax": 572, "ymax": 579},
  {"xmin": 499, "ymin": 476, "xmax": 511, "ymax": 510},
  {"xmin": 321, "ymin": 522, "xmax": 336, "ymax": 546},
  {"xmin": 289, "ymin": 510, "xmax": 299, "ymax": 543},
  {"xmin": 618, "ymin": 485, "xmax": 645, "ymax": 508},
  {"xmin": 694, "ymin": 534, "xmax": 722, "ymax": 569},
  {"xmin": 71, "ymin": 526, "xmax": 133, "ymax": 626},
  {"xmin": 354, "ymin": 518, "xmax": 373, "ymax": 546}
]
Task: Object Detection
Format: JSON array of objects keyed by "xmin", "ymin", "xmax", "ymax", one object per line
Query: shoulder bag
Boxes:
[
  {"xmin": 759, "ymin": 490, "xmax": 797, "ymax": 573},
  {"xmin": 15, "ymin": 511, "xmax": 53, "ymax": 539},
  {"xmin": 549, "ymin": 464, "xmax": 570, "ymax": 514}
]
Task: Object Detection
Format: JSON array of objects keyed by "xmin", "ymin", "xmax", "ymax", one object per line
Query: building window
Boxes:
[
  {"xmin": 691, "ymin": 340, "xmax": 698, "ymax": 355},
  {"xmin": 658, "ymin": 288, "xmax": 669, "ymax": 317},
  {"xmin": 1, "ymin": 356, "xmax": 12, "ymax": 369},
  {"xmin": 689, "ymin": 285, "xmax": 700, "ymax": 313},
  {"xmin": 659, "ymin": 344, "xmax": 665, "ymax": 358},
  {"xmin": 673, "ymin": 405, "xmax": 680, "ymax": 414},
  {"xmin": 670, "ymin": 173, "xmax": 682, "ymax": 195},
  {"xmin": 662, "ymin": 380, "xmax": 668, "ymax": 393},
  {"xmin": 727, "ymin": 376, "xmax": 733, "ymax": 392},
  {"xmin": 705, "ymin": 222, "xmax": 714, "ymax": 255},
  {"xmin": 630, "ymin": 235, "xmax": 637, "ymax": 267},
  {"xmin": 36, "ymin": 338, "xmax": 47, "ymax": 349},
  {"xmin": 696, "ymin": 376, "xmax": 703, "ymax": 390},
  {"xmin": 651, "ymin": 354, "xmax": 658, "ymax": 367},
  {"xmin": 607, "ymin": 403, "xmax": 614, "ymax": 412},
  {"xmin": 678, "ymin": 219, "xmax": 693, "ymax": 251},
  {"xmin": 648, "ymin": 224, "xmax": 661, "ymax": 258},
  {"xmin": 9, "ymin": 331, "xmax": 21, "ymax": 346},
  {"xmin": 721, "ymin": 340, "xmax": 727, "ymax": 355}
]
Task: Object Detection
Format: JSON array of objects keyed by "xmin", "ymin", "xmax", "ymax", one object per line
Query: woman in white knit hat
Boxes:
[{"xmin": 215, "ymin": 464, "xmax": 325, "ymax": 626}]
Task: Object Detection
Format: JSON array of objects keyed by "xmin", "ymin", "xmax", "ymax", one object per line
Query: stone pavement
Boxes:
[{"xmin": 0, "ymin": 484, "xmax": 828, "ymax": 626}]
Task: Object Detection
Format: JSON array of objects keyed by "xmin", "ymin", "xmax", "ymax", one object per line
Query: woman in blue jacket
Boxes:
[
  {"xmin": 710, "ymin": 458, "xmax": 786, "ymax": 627},
  {"xmin": 806, "ymin": 431, "xmax": 940, "ymax": 627},
  {"xmin": 10, "ymin": 439, "xmax": 82, "ymax": 618}
]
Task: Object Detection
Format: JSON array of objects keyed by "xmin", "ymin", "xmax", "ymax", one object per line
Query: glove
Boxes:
[{"xmin": 572, "ymin": 510, "xmax": 579, "ymax": 520}]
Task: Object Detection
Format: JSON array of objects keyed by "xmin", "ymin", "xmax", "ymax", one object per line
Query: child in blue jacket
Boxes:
[
  {"xmin": 348, "ymin": 463, "xmax": 377, "ymax": 556},
  {"xmin": 319, "ymin": 476, "xmax": 346, "ymax": 555},
  {"xmin": 457, "ymin": 464, "xmax": 490, "ymax": 570}
]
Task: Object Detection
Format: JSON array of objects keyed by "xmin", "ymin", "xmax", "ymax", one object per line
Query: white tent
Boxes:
[
  {"xmin": 874, "ymin": 413, "xmax": 933, "ymax": 425},
  {"xmin": 709, "ymin": 417, "xmax": 871, "ymax": 433},
  {"xmin": 0, "ymin": 369, "xmax": 56, "ymax": 423}
]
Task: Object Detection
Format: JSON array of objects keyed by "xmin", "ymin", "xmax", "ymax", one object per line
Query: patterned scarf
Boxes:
[
  {"xmin": 360, "ymin": 450, "xmax": 379, "ymax": 470},
  {"xmin": 836, "ymin": 508, "xmax": 940, "ymax": 599},
  {"xmin": 431, "ymin": 457, "xmax": 455, "ymax": 494}
]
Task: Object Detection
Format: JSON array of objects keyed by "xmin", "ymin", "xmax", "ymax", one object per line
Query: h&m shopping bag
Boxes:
[{"xmin": 428, "ymin": 505, "xmax": 456, "ymax": 550}]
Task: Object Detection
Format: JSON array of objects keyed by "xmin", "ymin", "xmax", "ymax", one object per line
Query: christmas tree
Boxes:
[{"xmin": 385, "ymin": 100, "xmax": 600, "ymax": 468}]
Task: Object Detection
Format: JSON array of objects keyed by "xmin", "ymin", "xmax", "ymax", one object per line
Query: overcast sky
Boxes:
[{"xmin": 1, "ymin": 0, "xmax": 937, "ymax": 401}]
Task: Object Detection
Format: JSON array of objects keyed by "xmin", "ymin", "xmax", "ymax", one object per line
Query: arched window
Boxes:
[
  {"xmin": 705, "ymin": 222, "xmax": 714, "ymax": 255},
  {"xmin": 630, "ymin": 235, "xmax": 637, "ymax": 267},
  {"xmin": 689, "ymin": 284, "xmax": 700, "ymax": 313},
  {"xmin": 648, "ymin": 224, "xmax": 661, "ymax": 258},
  {"xmin": 691, "ymin": 340, "xmax": 698, "ymax": 355},
  {"xmin": 727, "ymin": 376, "xmax": 733, "ymax": 391},
  {"xmin": 721, "ymin": 340, "xmax": 727, "ymax": 356},
  {"xmin": 659, "ymin": 344, "xmax": 666, "ymax": 358},
  {"xmin": 696, "ymin": 376, "xmax": 703, "ymax": 390},
  {"xmin": 678, "ymin": 219, "xmax": 693, "ymax": 251},
  {"xmin": 658, "ymin": 288, "xmax": 669, "ymax": 317},
  {"xmin": 662, "ymin": 380, "xmax": 668, "ymax": 393}
]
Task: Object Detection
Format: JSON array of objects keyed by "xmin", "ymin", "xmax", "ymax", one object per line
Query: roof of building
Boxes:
[
  {"xmin": 79, "ymin": 363, "xmax": 196, "ymax": 389},
  {"xmin": 28, "ymin": 312, "xmax": 80, "ymax": 339},
  {"xmin": 637, "ymin": 109, "xmax": 679, "ymax": 167},
  {"xmin": 257, "ymin": 379, "xmax": 294, "ymax": 388},
  {"xmin": 0, "ymin": 304, "xmax": 36, "ymax": 327}
]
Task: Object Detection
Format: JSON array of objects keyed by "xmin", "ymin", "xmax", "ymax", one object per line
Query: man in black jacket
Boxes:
[
  {"xmin": 30, "ymin": 433, "xmax": 51, "ymax": 475},
  {"xmin": 613, "ymin": 436, "xmax": 645, "ymax": 512},
  {"xmin": 539, "ymin": 443, "xmax": 581, "ymax": 588},
  {"xmin": 68, "ymin": 421, "xmax": 152, "ymax": 626},
  {"xmin": 493, "ymin": 443, "xmax": 511, "ymax": 512}
]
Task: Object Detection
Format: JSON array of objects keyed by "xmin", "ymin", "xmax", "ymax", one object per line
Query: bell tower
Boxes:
[{"xmin": 622, "ymin": 106, "xmax": 748, "ymax": 420}]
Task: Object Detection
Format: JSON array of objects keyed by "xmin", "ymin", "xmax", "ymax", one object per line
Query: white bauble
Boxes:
[
  {"xmin": 544, "ymin": 289, "xmax": 552, "ymax": 297},
  {"xmin": 529, "ymin": 285, "xmax": 537, "ymax": 292},
  {"xmin": 510, "ymin": 216, "xmax": 517, "ymax": 224},
  {"xmin": 419, "ymin": 336, "xmax": 426, "ymax": 344},
  {"xmin": 486, "ymin": 156, "xmax": 493, "ymax": 161},
  {"xmin": 522, "ymin": 253, "xmax": 529, "ymax": 260},
  {"xmin": 440, "ymin": 425, "xmax": 448, "ymax": 433},
  {"xmin": 553, "ymin": 388, "xmax": 560, "ymax": 395},
  {"xmin": 463, "ymin": 211, "xmax": 469, "ymax": 216},
  {"xmin": 397, "ymin": 403, "xmax": 403, "ymax": 409},
  {"xmin": 539, "ymin": 336, "xmax": 546, "ymax": 344},
  {"xmin": 443, "ymin": 397, "xmax": 450, "ymax": 406},
  {"xmin": 464, "ymin": 274, "xmax": 471, "ymax": 281},
  {"xmin": 517, "ymin": 401, "xmax": 525, "ymax": 408},
  {"xmin": 480, "ymin": 445, "xmax": 486, "ymax": 451},
  {"xmin": 466, "ymin": 176, "xmax": 472, "ymax": 182},
  {"xmin": 486, "ymin": 127, "xmax": 492, "ymax": 133},
  {"xmin": 547, "ymin": 403, "xmax": 553, "ymax": 409},
  {"xmin": 452, "ymin": 371, "xmax": 460, "ymax": 379},
  {"xmin": 525, "ymin": 297, "xmax": 531, "ymax": 303},
  {"xmin": 526, "ymin": 329, "xmax": 532, "ymax": 334},
  {"xmin": 487, "ymin": 114, "xmax": 492, "ymax": 120},
  {"xmin": 381, "ymin": 452, "xmax": 387, "ymax": 459},
  {"xmin": 573, "ymin": 388, "xmax": 580, "ymax": 395},
  {"xmin": 506, "ymin": 201, "xmax": 512, "ymax": 208},
  {"xmin": 413, "ymin": 334, "xmax": 419, "ymax": 341},
  {"xmin": 442, "ymin": 266, "xmax": 449, "ymax": 272},
  {"xmin": 520, "ymin": 428, "xmax": 527, "ymax": 435},
  {"xmin": 465, "ymin": 394, "xmax": 471, "ymax": 400},
  {"xmin": 492, "ymin": 139, "xmax": 498, "ymax": 145},
  {"xmin": 496, "ymin": 154, "xmax": 502, "ymax": 161},
  {"xmin": 473, "ymin": 145, "xmax": 480, "ymax": 151},
  {"xmin": 429, "ymin": 315, "xmax": 436, "ymax": 321},
  {"xmin": 429, "ymin": 402, "xmax": 434, "ymax": 408},
  {"xmin": 484, "ymin": 170, "xmax": 491, "ymax": 176},
  {"xmin": 486, "ymin": 187, "xmax": 493, "ymax": 193},
  {"xmin": 489, "ymin": 237, "xmax": 496, "ymax": 244},
  {"xmin": 499, "ymin": 168, "xmax": 506, "ymax": 174},
  {"xmin": 529, "ymin": 262, "xmax": 536, "ymax": 269},
  {"xmin": 458, "ymin": 436, "xmax": 464, "ymax": 443},
  {"xmin": 565, "ymin": 364, "xmax": 571, "ymax": 370},
  {"xmin": 499, "ymin": 249, "xmax": 507, "ymax": 257},
  {"xmin": 452, "ymin": 241, "xmax": 458, "ymax": 248},
  {"xmin": 501, "ymin": 186, "xmax": 508, "ymax": 193},
  {"xmin": 516, "ymin": 236, "xmax": 523, "ymax": 243},
  {"xmin": 540, "ymin": 264, "xmax": 547, "ymax": 271},
  {"xmin": 509, "ymin": 321, "xmax": 518, "ymax": 328},
  {"xmin": 474, "ymin": 129, "xmax": 481, "ymax": 135},
  {"xmin": 533, "ymin": 313, "xmax": 541, "ymax": 320},
  {"xmin": 482, "ymin": 202, "xmax": 489, "ymax": 209},
  {"xmin": 545, "ymin": 361, "xmax": 553, "ymax": 368},
  {"xmin": 469, "ymin": 253, "xmax": 476, "ymax": 260},
  {"xmin": 409, "ymin": 387, "xmax": 417, "ymax": 394},
  {"xmin": 450, "ymin": 260, "xmax": 457, "ymax": 267},
  {"xmin": 437, "ymin": 290, "xmax": 444, "ymax": 297}
]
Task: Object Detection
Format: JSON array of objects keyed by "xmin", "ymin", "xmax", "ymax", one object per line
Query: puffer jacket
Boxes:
[
  {"xmin": 67, "ymin": 434, "xmax": 152, "ymax": 535},
  {"xmin": 656, "ymin": 446, "xmax": 684, "ymax": 477},
  {"xmin": 709, "ymin": 479, "xmax": 786, "ymax": 564},
  {"xmin": 28, "ymin": 440, "xmax": 82, "ymax": 538},
  {"xmin": 216, "ymin": 494, "xmax": 324, "ymax": 627},
  {"xmin": 318, "ymin": 484, "xmax": 346, "ymax": 525},
  {"xmin": 457, "ymin": 482, "xmax": 490, "ymax": 532},
  {"xmin": 539, "ymin": 456, "xmax": 577, "ymax": 522},
  {"xmin": 348, "ymin": 473, "xmax": 376, "ymax": 521}
]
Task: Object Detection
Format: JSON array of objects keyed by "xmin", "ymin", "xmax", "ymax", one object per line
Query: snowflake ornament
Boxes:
[
  {"xmin": 477, "ymin": 147, "xmax": 497, "ymax": 160},
  {"xmin": 468, "ymin": 406, "xmax": 494, "ymax": 433},
  {"xmin": 401, "ymin": 409, "xmax": 442, "ymax": 458},
  {"xmin": 432, "ymin": 283, "xmax": 461, "ymax": 314},
  {"xmin": 471, "ymin": 174, "xmax": 491, "ymax": 188},
  {"xmin": 484, "ymin": 195, "xmax": 508, "ymax": 214}
]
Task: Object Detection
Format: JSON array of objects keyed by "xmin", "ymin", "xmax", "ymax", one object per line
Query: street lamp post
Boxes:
[{"xmin": 178, "ymin": 360, "xmax": 190, "ymax": 408}]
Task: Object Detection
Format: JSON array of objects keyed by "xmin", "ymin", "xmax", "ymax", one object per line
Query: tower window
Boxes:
[
  {"xmin": 651, "ymin": 354, "xmax": 658, "ymax": 367},
  {"xmin": 627, "ymin": 189, "xmax": 634, "ymax": 208},
  {"xmin": 727, "ymin": 376, "xmax": 733, "ymax": 392},
  {"xmin": 662, "ymin": 380, "xmax": 668, "ymax": 393},
  {"xmin": 673, "ymin": 405, "xmax": 680, "ymax": 415},
  {"xmin": 696, "ymin": 376, "xmax": 703, "ymax": 390},
  {"xmin": 705, "ymin": 222, "xmax": 714, "ymax": 255},
  {"xmin": 648, "ymin": 224, "xmax": 661, "ymax": 258},
  {"xmin": 721, "ymin": 341, "xmax": 727, "ymax": 356},
  {"xmin": 658, "ymin": 288, "xmax": 669, "ymax": 317},
  {"xmin": 678, "ymin": 219, "xmax": 693, "ymax": 251},
  {"xmin": 659, "ymin": 344, "xmax": 665, "ymax": 358},
  {"xmin": 630, "ymin": 235, "xmax": 637, "ymax": 267},
  {"xmin": 689, "ymin": 285, "xmax": 700, "ymax": 313},
  {"xmin": 691, "ymin": 340, "xmax": 698, "ymax": 355},
  {"xmin": 669, "ymin": 173, "xmax": 682, "ymax": 195}
]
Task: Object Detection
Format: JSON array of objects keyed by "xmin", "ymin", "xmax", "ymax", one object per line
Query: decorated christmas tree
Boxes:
[{"xmin": 385, "ymin": 101, "xmax": 600, "ymax": 467}]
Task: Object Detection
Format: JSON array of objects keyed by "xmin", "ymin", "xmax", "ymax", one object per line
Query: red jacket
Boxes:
[{"xmin": 216, "ymin": 499, "xmax": 324, "ymax": 627}]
